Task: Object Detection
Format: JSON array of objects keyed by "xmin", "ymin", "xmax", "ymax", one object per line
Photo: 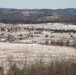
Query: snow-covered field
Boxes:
[
  {"xmin": 1, "ymin": 23, "xmax": 76, "ymax": 30},
  {"xmin": 0, "ymin": 23, "xmax": 76, "ymax": 62},
  {"xmin": 0, "ymin": 42, "xmax": 76, "ymax": 63},
  {"xmin": 0, "ymin": 42, "xmax": 76, "ymax": 74},
  {"xmin": 18, "ymin": 23, "xmax": 76, "ymax": 30},
  {"xmin": 1, "ymin": 23, "xmax": 76, "ymax": 74}
]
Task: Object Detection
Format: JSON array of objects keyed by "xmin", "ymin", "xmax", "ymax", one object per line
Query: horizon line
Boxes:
[{"xmin": 0, "ymin": 7, "xmax": 76, "ymax": 10}]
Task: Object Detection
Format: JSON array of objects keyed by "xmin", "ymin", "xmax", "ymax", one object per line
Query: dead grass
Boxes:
[{"xmin": 1, "ymin": 59, "xmax": 76, "ymax": 75}]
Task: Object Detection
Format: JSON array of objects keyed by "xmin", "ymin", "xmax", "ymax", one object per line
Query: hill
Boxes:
[{"xmin": 0, "ymin": 8, "xmax": 76, "ymax": 24}]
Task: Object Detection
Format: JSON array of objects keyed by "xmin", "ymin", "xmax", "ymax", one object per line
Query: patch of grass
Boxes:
[{"xmin": 1, "ymin": 59, "xmax": 76, "ymax": 75}]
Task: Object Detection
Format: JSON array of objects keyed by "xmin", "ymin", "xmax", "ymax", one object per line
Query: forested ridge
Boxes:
[{"xmin": 0, "ymin": 8, "xmax": 76, "ymax": 24}]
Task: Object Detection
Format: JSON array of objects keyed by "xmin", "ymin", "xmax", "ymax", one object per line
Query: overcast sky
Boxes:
[{"xmin": 0, "ymin": 0, "xmax": 76, "ymax": 9}]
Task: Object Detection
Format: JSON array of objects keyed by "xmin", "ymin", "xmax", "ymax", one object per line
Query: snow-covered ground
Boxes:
[
  {"xmin": 0, "ymin": 23, "xmax": 76, "ymax": 61},
  {"xmin": 1, "ymin": 23, "xmax": 76, "ymax": 73},
  {"xmin": 0, "ymin": 42, "xmax": 76, "ymax": 62},
  {"xmin": 18, "ymin": 23, "xmax": 76, "ymax": 30}
]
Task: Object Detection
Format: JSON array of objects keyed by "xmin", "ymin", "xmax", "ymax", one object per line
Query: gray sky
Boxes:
[{"xmin": 0, "ymin": 0, "xmax": 76, "ymax": 9}]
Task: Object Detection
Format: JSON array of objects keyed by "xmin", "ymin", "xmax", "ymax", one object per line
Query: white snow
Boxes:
[{"xmin": 0, "ymin": 42, "xmax": 76, "ymax": 61}]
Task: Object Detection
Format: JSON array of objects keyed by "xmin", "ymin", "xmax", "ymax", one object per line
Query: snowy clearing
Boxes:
[{"xmin": 0, "ymin": 42, "xmax": 76, "ymax": 62}]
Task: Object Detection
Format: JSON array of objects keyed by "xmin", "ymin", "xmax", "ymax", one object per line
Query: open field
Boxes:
[
  {"xmin": 0, "ymin": 23, "xmax": 76, "ymax": 47},
  {"xmin": 0, "ymin": 42, "xmax": 76, "ymax": 62},
  {"xmin": 0, "ymin": 42, "xmax": 76, "ymax": 73},
  {"xmin": 0, "ymin": 23, "xmax": 76, "ymax": 62},
  {"xmin": 0, "ymin": 23, "xmax": 76, "ymax": 74}
]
